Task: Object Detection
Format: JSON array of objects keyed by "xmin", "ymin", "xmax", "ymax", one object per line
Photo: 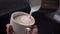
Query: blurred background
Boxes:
[{"xmin": 0, "ymin": 0, "xmax": 59, "ymax": 34}]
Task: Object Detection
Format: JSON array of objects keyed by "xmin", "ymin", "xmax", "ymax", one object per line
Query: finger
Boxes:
[
  {"xmin": 6, "ymin": 24, "xmax": 13, "ymax": 34},
  {"xmin": 32, "ymin": 25, "xmax": 38, "ymax": 34}
]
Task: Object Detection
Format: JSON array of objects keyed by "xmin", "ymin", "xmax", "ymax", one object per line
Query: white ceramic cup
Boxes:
[{"xmin": 10, "ymin": 12, "xmax": 35, "ymax": 34}]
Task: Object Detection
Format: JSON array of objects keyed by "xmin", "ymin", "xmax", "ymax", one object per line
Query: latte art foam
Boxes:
[
  {"xmin": 14, "ymin": 15, "xmax": 35, "ymax": 26},
  {"xmin": 20, "ymin": 16, "xmax": 31, "ymax": 23}
]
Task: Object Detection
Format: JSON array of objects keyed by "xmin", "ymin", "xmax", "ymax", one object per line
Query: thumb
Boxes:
[{"xmin": 6, "ymin": 24, "xmax": 13, "ymax": 34}]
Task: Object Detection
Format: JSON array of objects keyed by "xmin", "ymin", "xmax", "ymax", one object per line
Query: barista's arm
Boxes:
[{"xmin": 41, "ymin": 0, "xmax": 59, "ymax": 9}]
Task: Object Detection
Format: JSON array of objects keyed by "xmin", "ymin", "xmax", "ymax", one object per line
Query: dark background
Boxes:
[{"xmin": 0, "ymin": 0, "xmax": 60, "ymax": 34}]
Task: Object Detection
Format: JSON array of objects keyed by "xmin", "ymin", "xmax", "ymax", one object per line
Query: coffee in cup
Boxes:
[{"xmin": 10, "ymin": 12, "xmax": 35, "ymax": 34}]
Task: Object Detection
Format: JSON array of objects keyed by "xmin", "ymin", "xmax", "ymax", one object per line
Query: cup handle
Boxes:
[{"xmin": 26, "ymin": 28, "xmax": 31, "ymax": 34}]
